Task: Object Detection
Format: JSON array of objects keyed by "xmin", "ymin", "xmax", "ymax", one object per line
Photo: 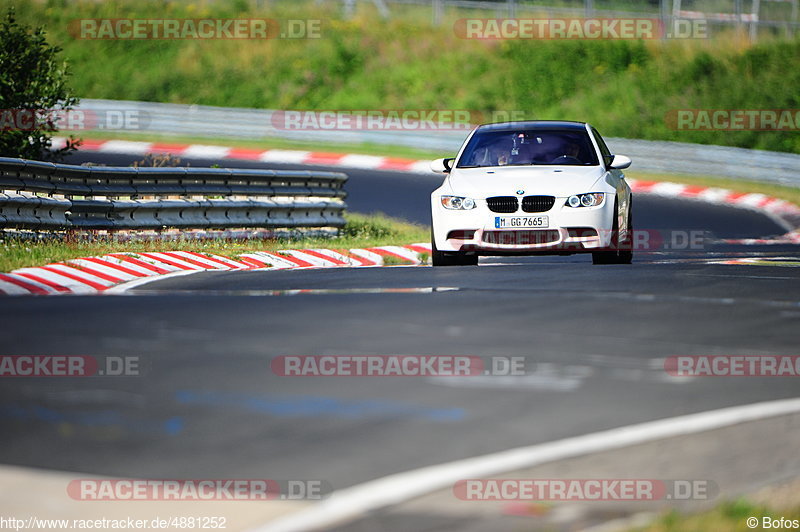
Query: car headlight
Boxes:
[
  {"xmin": 441, "ymin": 196, "xmax": 476, "ymax": 210},
  {"xmin": 566, "ymin": 193, "xmax": 605, "ymax": 208}
]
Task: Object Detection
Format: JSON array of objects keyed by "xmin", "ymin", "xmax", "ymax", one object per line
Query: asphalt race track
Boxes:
[{"xmin": 1, "ymin": 152, "xmax": 799, "ymax": 527}]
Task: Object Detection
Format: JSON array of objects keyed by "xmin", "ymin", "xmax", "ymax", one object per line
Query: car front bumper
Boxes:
[{"xmin": 431, "ymin": 196, "xmax": 616, "ymax": 254}]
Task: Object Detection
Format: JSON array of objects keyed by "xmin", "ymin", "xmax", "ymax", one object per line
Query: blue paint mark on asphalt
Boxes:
[
  {"xmin": 175, "ymin": 390, "xmax": 465, "ymax": 422},
  {"xmin": 162, "ymin": 416, "xmax": 184, "ymax": 435},
  {"xmin": 0, "ymin": 404, "xmax": 183, "ymax": 435}
]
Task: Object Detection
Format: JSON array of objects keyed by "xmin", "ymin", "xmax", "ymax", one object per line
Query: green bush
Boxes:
[{"xmin": 0, "ymin": 7, "xmax": 79, "ymax": 159}]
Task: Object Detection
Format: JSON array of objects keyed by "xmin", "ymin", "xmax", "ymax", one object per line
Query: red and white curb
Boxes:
[
  {"xmin": 0, "ymin": 244, "xmax": 432, "ymax": 296},
  {"xmin": 52, "ymin": 137, "xmax": 433, "ymax": 174}
]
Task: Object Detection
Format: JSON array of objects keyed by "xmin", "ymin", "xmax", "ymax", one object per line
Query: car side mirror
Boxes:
[
  {"xmin": 609, "ymin": 154, "xmax": 631, "ymax": 170},
  {"xmin": 430, "ymin": 157, "xmax": 454, "ymax": 173}
]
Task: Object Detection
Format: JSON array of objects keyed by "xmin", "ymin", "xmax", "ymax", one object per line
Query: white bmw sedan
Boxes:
[{"xmin": 430, "ymin": 121, "xmax": 633, "ymax": 266}]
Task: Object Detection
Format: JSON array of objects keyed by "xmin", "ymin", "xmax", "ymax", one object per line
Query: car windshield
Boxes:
[{"xmin": 457, "ymin": 129, "xmax": 599, "ymax": 168}]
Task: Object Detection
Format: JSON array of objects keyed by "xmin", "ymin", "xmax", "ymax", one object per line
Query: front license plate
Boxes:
[{"xmin": 494, "ymin": 216, "xmax": 549, "ymax": 229}]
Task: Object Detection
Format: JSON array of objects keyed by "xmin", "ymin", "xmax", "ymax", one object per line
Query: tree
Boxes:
[{"xmin": 0, "ymin": 7, "xmax": 80, "ymax": 160}]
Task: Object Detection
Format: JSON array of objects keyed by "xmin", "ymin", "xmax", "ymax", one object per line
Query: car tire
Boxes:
[
  {"xmin": 617, "ymin": 204, "xmax": 633, "ymax": 265},
  {"xmin": 592, "ymin": 203, "xmax": 632, "ymax": 265},
  {"xmin": 592, "ymin": 249, "xmax": 615, "ymax": 265},
  {"xmin": 431, "ymin": 230, "xmax": 478, "ymax": 267},
  {"xmin": 457, "ymin": 252, "xmax": 479, "ymax": 266}
]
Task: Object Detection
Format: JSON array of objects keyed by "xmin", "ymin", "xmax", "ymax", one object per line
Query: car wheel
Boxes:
[
  {"xmin": 592, "ymin": 204, "xmax": 630, "ymax": 265},
  {"xmin": 457, "ymin": 252, "xmax": 479, "ymax": 266},
  {"xmin": 617, "ymin": 204, "xmax": 633, "ymax": 265},
  {"xmin": 431, "ymin": 230, "xmax": 478, "ymax": 267}
]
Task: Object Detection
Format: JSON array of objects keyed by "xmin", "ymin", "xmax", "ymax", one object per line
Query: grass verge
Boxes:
[
  {"xmin": 631, "ymin": 499, "xmax": 800, "ymax": 531},
  {"xmin": 0, "ymin": 213, "xmax": 428, "ymax": 273}
]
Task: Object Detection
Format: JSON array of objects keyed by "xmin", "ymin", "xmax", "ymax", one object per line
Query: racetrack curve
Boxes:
[{"xmin": 1, "ymin": 151, "xmax": 798, "ymax": 529}]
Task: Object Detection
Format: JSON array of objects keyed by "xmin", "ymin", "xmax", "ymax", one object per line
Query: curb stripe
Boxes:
[
  {"xmin": 333, "ymin": 250, "xmax": 376, "ymax": 266},
  {"xmin": 0, "ymin": 274, "xmax": 50, "ymax": 295},
  {"xmin": 63, "ymin": 262, "xmax": 126, "ymax": 284},
  {"xmin": 136, "ymin": 253, "xmax": 198, "ymax": 270},
  {"xmin": 262, "ymin": 252, "xmax": 314, "ymax": 268},
  {"xmin": 108, "ymin": 254, "xmax": 171, "ymax": 275},
  {"xmin": 280, "ymin": 250, "xmax": 339, "ymax": 267},
  {"xmin": 0, "ymin": 279, "xmax": 34, "ymax": 295},
  {"xmin": 227, "ymin": 148, "xmax": 265, "ymax": 160},
  {"xmin": 164, "ymin": 251, "xmax": 230, "ymax": 269},
  {"xmin": 81, "ymin": 257, "xmax": 149, "ymax": 278},
  {"xmin": 348, "ymin": 248, "xmax": 385, "ymax": 265},
  {"xmin": 404, "ymin": 244, "xmax": 433, "ymax": 254},
  {"xmin": 149, "ymin": 142, "xmax": 189, "ymax": 154},
  {"xmin": 160, "ymin": 252, "xmax": 225, "ymax": 269},
  {"xmin": 305, "ymin": 152, "xmax": 347, "ymax": 165},
  {"xmin": 13, "ymin": 268, "xmax": 97, "ymax": 294},
  {"xmin": 243, "ymin": 252, "xmax": 294, "ymax": 268},
  {"xmin": 297, "ymin": 249, "xmax": 348, "ymax": 266},
  {"xmin": 13, "ymin": 272, "xmax": 71, "ymax": 293},
  {"xmin": 309, "ymin": 249, "xmax": 358, "ymax": 265},
  {"xmin": 366, "ymin": 247, "xmax": 417, "ymax": 263},
  {"xmin": 40, "ymin": 265, "xmax": 110, "ymax": 290},
  {"xmin": 237, "ymin": 256, "xmax": 271, "ymax": 269},
  {"xmin": 181, "ymin": 252, "xmax": 248, "ymax": 269},
  {"xmin": 113, "ymin": 254, "xmax": 183, "ymax": 272}
]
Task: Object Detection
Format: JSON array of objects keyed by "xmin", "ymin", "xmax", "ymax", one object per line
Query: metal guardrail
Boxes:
[
  {"xmin": 0, "ymin": 157, "xmax": 348, "ymax": 231},
  {"xmin": 77, "ymin": 99, "xmax": 800, "ymax": 187}
]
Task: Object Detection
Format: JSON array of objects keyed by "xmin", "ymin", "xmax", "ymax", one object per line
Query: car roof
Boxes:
[{"xmin": 475, "ymin": 120, "xmax": 589, "ymax": 132}]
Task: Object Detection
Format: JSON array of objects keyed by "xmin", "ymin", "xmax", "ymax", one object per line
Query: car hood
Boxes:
[{"xmin": 446, "ymin": 166, "xmax": 607, "ymax": 198}]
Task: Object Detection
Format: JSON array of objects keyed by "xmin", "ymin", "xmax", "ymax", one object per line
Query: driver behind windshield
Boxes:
[
  {"xmin": 473, "ymin": 137, "xmax": 513, "ymax": 166},
  {"xmin": 550, "ymin": 141, "xmax": 583, "ymax": 165}
]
